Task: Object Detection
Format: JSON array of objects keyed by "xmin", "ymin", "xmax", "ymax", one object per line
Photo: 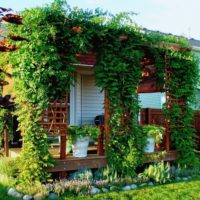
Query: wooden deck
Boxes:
[
  {"xmin": 9, "ymin": 147, "xmax": 178, "ymax": 173},
  {"xmin": 47, "ymin": 150, "xmax": 178, "ymax": 173}
]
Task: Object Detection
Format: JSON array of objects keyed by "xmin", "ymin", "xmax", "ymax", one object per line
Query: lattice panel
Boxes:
[{"xmin": 41, "ymin": 95, "xmax": 69, "ymax": 137}]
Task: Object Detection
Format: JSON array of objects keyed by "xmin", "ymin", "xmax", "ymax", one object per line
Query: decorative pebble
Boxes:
[
  {"xmin": 176, "ymin": 177, "xmax": 181, "ymax": 181},
  {"xmin": 130, "ymin": 184, "xmax": 138, "ymax": 189},
  {"xmin": 90, "ymin": 187, "xmax": 101, "ymax": 195},
  {"xmin": 34, "ymin": 193, "xmax": 45, "ymax": 200},
  {"xmin": 148, "ymin": 182, "xmax": 154, "ymax": 186},
  {"xmin": 7, "ymin": 188, "xmax": 23, "ymax": 198},
  {"xmin": 109, "ymin": 186, "xmax": 118, "ymax": 191},
  {"xmin": 23, "ymin": 194, "xmax": 33, "ymax": 200},
  {"xmin": 139, "ymin": 183, "xmax": 147, "ymax": 187},
  {"xmin": 48, "ymin": 193, "xmax": 59, "ymax": 200},
  {"xmin": 182, "ymin": 177, "xmax": 188, "ymax": 181},
  {"xmin": 102, "ymin": 188, "xmax": 109, "ymax": 193},
  {"xmin": 122, "ymin": 185, "xmax": 131, "ymax": 191}
]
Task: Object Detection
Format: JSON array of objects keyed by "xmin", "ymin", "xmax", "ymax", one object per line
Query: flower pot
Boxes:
[
  {"xmin": 144, "ymin": 137, "xmax": 155, "ymax": 153},
  {"xmin": 72, "ymin": 136, "xmax": 90, "ymax": 158}
]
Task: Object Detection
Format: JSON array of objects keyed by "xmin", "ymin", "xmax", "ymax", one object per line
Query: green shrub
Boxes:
[
  {"xmin": 69, "ymin": 168, "xmax": 93, "ymax": 181},
  {"xmin": 0, "ymin": 158, "xmax": 19, "ymax": 177},
  {"xmin": 139, "ymin": 161, "xmax": 171, "ymax": 184},
  {"xmin": 94, "ymin": 166, "xmax": 119, "ymax": 182}
]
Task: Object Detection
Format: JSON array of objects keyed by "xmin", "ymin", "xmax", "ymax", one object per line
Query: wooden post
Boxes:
[
  {"xmin": 104, "ymin": 89, "xmax": 110, "ymax": 146},
  {"xmin": 4, "ymin": 128, "xmax": 9, "ymax": 157},
  {"xmin": 165, "ymin": 56, "xmax": 171, "ymax": 152},
  {"xmin": 97, "ymin": 125, "xmax": 104, "ymax": 155},
  {"xmin": 60, "ymin": 95, "xmax": 68, "ymax": 160}
]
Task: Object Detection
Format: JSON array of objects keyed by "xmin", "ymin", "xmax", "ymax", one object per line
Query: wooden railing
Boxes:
[{"xmin": 140, "ymin": 108, "xmax": 200, "ymax": 150}]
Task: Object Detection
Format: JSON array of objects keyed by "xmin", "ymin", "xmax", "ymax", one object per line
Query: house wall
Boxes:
[
  {"xmin": 81, "ymin": 75, "xmax": 104, "ymax": 124},
  {"xmin": 70, "ymin": 68, "xmax": 104, "ymax": 125},
  {"xmin": 138, "ymin": 93, "xmax": 165, "ymax": 109}
]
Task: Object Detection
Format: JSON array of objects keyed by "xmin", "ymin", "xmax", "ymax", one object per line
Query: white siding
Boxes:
[
  {"xmin": 76, "ymin": 73, "xmax": 82, "ymax": 125},
  {"xmin": 138, "ymin": 93, "xmax": 165, "ymax": 108},
  {"xmin": 81, "ymin": 75, "xmax": 104, "ymax": 124}
]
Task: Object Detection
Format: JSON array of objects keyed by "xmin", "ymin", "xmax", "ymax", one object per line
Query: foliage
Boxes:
[
  {"xmin": 68, "ymin": 125, "xmax": 100, "ymax": 142},
  {"xmin": 138, "ymin": 161, "xmax": 171, "ymax": 184},
  {"xmin": 143, "ymin": 125, "xmax": 165, "ymax": 144},
  {"xmin": 94, "ymin": 166, "xmax": 120, "ymax": 182},
  {"xmin": 69, "ymin": 168, "xmax": 93, "ymax": 181},
  {"xmin": 1, "ymin": 0, "xmax": 198, "ymax": 185},
  {"xmin": 0, "ymin": 158, "xmax": 19, "ymax": 177},
  {"xmin": 170, "ymin": 164, "xmax": 200, "ymax": 178}
]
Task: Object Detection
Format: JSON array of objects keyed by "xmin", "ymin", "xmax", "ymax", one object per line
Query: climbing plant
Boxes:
[{"xmin": 2, "ymin": 0, "xmax": 199, "ymax": 185}]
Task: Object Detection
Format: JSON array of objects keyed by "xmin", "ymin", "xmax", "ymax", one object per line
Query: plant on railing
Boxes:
[{"xmin": 143, "ymin": 125, "xmax": 165, "ymax": 144}]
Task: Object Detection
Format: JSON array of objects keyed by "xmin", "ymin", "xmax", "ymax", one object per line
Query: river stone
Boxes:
[
  {"xmin": 130, "ymin": 184, "xmax": 138, "ymax": 189},
  {"xmin": 109, "ymin": 186, "xmax": 118, "ymax": 191},
  {"xmin": 102, "ymin": 188, "xmax": 109, "ymax": 193},
  {"xmin": 148, "ymin": 182, "xmax": 154, "ymax": 186},
  {"xmin": 8, "ymin": 188, "xmax": 23, "ymax": 198},
  {"xmin": 182, "ymin": 177, "xmax": 188, "ymax": 181},
  {"xmin": 139, "ymin": 183, "xmax": 147, "ymax": 187},
  {"xmin": 34, "ymin": 193, "xmax": 44, "ymax": 200},
  {"xmin": 48, "ymin": 193, "xmax": 59, "ymax": 200},
  {"xmin": 176, "ymin": 177, "xmax": 181, "ymax": 181},
  {"xmin": 23, "ymin": 194, "xmax": 33, "ymax": 200},
  {"xmin": 90, "ymin": 187, "xmax": 101, "ymax": 195},
  {"xmin": 122, "ymin": 185, "xmax": 131, "ymax": 191}
]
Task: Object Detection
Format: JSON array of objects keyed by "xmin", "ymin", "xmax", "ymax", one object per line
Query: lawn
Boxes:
[
  {"xmin": 0, "ymin": 180, "xmax": 200, "ymax": 200},
  {"xmin": 61, "ymin": 180, "xmax": 200, "ymax": 200}
]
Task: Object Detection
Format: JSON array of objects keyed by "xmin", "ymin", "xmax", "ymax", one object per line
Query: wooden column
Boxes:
[
  {"xmin": 97, "ymin": 125, "xmax": 104, "ymax": 155},
  {"xmin": 60, "ymin": 94, "xmax": 68, "ymax": 160},
  {"xmin": 104, "ymin": 89, "xmax": 110, "ymax": 146},
  {"xmin": 4, "ymin": 128, "xmax": 9, "ymax": 157},
  {"xmin": 165, "ymin": 56, "xmax": 171, "ymax": 151}
]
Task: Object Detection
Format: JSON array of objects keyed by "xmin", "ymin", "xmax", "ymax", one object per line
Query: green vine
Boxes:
[{"xmin": 1, "ymin": 0, "xmax": 199, "ymax": 184}]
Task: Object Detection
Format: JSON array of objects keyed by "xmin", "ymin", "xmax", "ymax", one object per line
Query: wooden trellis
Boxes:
[{"xmin": 40, "ymin": 95, "xmax": 69, "ymax": 159}]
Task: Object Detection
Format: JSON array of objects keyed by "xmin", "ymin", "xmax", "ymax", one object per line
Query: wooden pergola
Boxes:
[
  {"xmin": 43, "ymin": 50, "xmax": 188, "ymax": 174},
  {"xmin": 0, "ymin": 11, "xmax": 191, "ymax": 175}
]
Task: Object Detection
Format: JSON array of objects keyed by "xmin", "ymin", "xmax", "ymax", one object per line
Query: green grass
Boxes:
[
  {"xmin": 60, "ymin": 180, "xmax": 200, "ymax": 200},
  {"xmin": 0, "ymin": 180, "xmax": 200, "ymax": 200},
  {"xmin": 0, "ymin": 184, "xmax": 19, "ymax": 200}
]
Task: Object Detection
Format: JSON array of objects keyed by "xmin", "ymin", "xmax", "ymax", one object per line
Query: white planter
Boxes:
[
  {"xmin": 144, "ymin": 137, "xmax": 155, "ymax": 153},
  {"xmin": 72, "ymin": 136, "xmax": 90, "ymax": 158}
]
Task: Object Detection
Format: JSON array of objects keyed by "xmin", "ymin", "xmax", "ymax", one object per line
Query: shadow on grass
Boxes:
[
  {"xmin": 0, "ymin": 184, "xmax": 19, "ymax": 200},
  {"xmin": 58, "ymin": 180, "xmax": 200, "ymax": 200}
]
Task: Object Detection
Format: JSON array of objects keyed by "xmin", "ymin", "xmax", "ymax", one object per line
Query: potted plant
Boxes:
[
  {"xmin": 67, "ymin": 125, "xmax": 100, "ymax": 158},
  {"xmin": 143, "ymin": 125, "xmax": 165, "ymax": 153}
]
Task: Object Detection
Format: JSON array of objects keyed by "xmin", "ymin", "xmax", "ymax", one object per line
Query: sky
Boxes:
[{"xmin": 1, "ymin": 0, "xmax": 200, "ymax": 40}]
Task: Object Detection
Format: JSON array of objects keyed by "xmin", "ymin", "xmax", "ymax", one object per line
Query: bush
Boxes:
[
  {"xmin": 0, "ymin": 158, "xmax": 19, "ymax": 177},
  {"xmin": 69, "ymin": 168, "xmax": 93, "ymax": 181},
  {"xmin": 139, "ymin": 161, "xmax": 171, "ymax": 184}
]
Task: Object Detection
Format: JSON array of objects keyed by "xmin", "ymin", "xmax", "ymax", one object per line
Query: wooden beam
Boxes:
[
  {"xmin": 97, "ymin": 125, "xmax": 104, "ymax": 156},
  {"xmin": 47, "ymin": 155, "xmax": 107, "ymax": 172},
  {"xmin": 165, "ymin": 57, "xmax": 171, "ymax": 151},
  {"xmin": 104, "ymin": 89, "xmax": 110, "ymax": 145},
  {"xmin": 4, "ymin": 128, "xmax": 9, "ymax": 157}
]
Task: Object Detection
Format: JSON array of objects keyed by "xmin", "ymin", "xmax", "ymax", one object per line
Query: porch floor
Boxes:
[
  {"xmin": 8, "ymin": 148, "xmax": 178, "ymax": 173},
  {"xmin": 47, "ymin": 150, "xmax": 178, "ymax": 173}
]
